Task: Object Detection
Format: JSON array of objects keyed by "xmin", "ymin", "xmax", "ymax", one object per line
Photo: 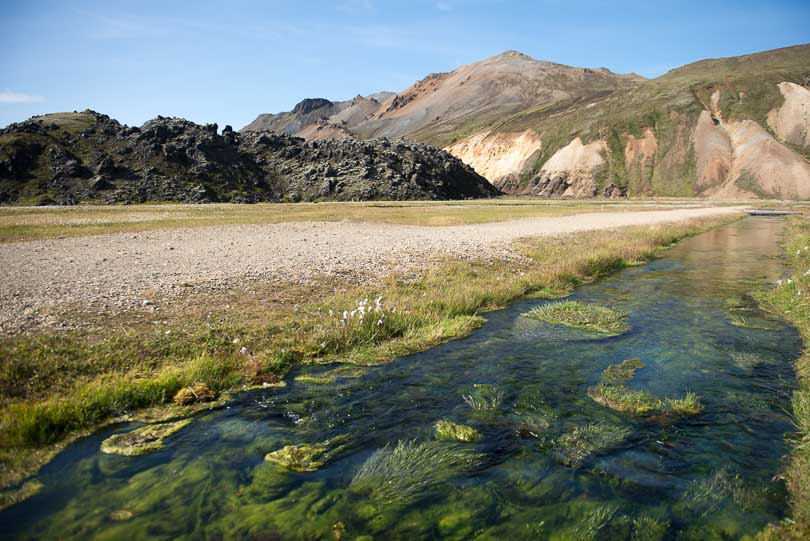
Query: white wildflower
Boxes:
[
  {"xmin": 328, "ymin": 309, "xmax": 334, "ymax": 317},
  {"xmin": 377, "ymin": 319, "xmax": 383, "ymax": 326},
  {"xmin": 342, "ymin": 310, "xmax": 349, "ymax": 319}
]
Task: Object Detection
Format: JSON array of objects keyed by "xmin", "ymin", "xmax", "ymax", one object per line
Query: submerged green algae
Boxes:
[
  {"xmin": 552, "ymin": 422, "xmax": 632, "ymax": 467},
  {"xmin": 100, "ymin": 419, "xmax": 192, "ymax": 456}
]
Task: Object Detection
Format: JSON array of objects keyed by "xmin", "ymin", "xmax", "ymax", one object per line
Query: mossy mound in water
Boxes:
[
  {"xmin": 100, "ymin": 419, "xmax": 192, "ymax": 456},
  {"xmin": 589, "ymin": 359, "xmax": 703, "ymax": 417},
  {"xmin": 434, "ymin": 420, "xmax": 482, "ymax": 442},
  {"xmin": 264, "ymin": 435, "xmax": 349, "ymax": 472},
  {"xmin": 523, "ymin": 301, "xmax": 629, "ymax": 335},
  {"xmin": 173, "ymin": 383, "xmax": 218, "ymax": 406}
]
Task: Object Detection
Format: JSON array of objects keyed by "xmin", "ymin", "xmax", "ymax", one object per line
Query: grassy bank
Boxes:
[
  {"xmin": 0, "ymin": 214, "xmax": 739, "ymax": 490},
  {"xmin": 756, "ymin": 216, "xmax": 810, "ymax": 540}
]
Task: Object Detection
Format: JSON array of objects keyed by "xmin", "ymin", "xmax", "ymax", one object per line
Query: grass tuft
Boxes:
[{"xmin": 350, "ymin": 439, "xmax": 481, "ymax": 506}]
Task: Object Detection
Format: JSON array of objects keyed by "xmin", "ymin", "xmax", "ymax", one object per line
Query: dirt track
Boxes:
[{"xmin": 0, "ymin": 206, "xmax": 745, "ymax": 334}]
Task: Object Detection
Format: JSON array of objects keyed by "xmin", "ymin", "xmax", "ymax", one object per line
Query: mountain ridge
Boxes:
[{"xmin": 244, "ymin": 44, "xmax": 810, "ymax": 199}]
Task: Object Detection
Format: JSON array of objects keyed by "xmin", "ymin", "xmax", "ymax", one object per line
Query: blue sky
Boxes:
[{"xmin": 1, "ymin": 0, "xmax": 809, "ymax": 130}]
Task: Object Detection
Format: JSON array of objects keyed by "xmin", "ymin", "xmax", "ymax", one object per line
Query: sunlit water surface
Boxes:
[{"xmin": 0, "ymin": 218, "xmax": 801, "ymax": 540}]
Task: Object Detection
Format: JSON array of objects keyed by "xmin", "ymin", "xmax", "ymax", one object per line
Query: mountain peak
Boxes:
[{"xmin": 491, "ymin": 50, "xmax": 535, "ymax": 61}]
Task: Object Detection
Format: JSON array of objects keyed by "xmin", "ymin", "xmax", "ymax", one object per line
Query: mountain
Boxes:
[
  {"xmin": 245, "ymin": 45, "xmax": 810, "ymax": 199},
  {"xmin": 0, "ymin": 111, "xmax": 497, "ymax": 204}
]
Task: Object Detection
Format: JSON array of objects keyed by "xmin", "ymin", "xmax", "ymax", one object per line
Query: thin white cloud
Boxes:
[
  {"xmin": 436, "ymin": 1, "xmax": 453, "ymax": 12},
  {"xmin": 0, "ymin": 91, "xmax": 44, "ymax": 104}
]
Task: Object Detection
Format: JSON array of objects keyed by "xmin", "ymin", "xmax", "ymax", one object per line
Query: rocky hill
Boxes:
[
  {"xmin": 245, "ymin": 45, "xmax": 810, "ymax": 199},
  {"xmin": 0, "ymin": 111, "xmax": 497, "ymax": 204}
]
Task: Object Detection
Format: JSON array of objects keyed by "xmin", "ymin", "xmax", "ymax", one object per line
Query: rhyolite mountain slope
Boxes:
[
  {"xmin": 0, "ymin": 111, "xmax": 497, "ymax": 204},
  {"xmin": 246, "ymin": 44, "xmax": 810, "ymax": 199}
]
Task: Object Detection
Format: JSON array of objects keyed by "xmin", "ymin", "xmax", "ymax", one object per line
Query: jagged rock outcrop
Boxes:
[
  {"xmin": 241, "ymin": 132, "xmax": 499, "ymax": 201},
  {"xmin": 0, "ymin": 111, "xmax": 498, "ymax": 204}
]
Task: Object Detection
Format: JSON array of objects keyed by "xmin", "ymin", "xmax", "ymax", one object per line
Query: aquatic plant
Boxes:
[
  {"xmin": 552, "ymin": 422, "xmax": 631, "ymax": 467},
  {"xmin": 100, "ymin": 419, "xmax": 192, "ymax": 456},
  {"xmin": 294, "ymin": 375, "xmax": 336, "ymax": 385},
  {"xmin": 523, "ymin": 300, "xmax": 629, "ymax": 335},
  {"xmin": 631, "ymin": 514, "xmax": 669, "ymax": 541},
  {"xmin": 264, "ymin": 435, "xmax": 349, "ymax": 472},
  {"xmin": 682, "ymin": 469, "xmax": 766, "ymax": 517},
  {"xmin": 571, "ymin": 503, "xmax": 619, "ymax": 540},
  {"xmin": 730, "ymin": 351, "xmax": 770, "ymax": 371},
  {"xmin": 434, "ymin": 420, "xmax": 482, "ymax": 442},
  {"xmin": 667, "ymin": 391, "xmax": 703, "ymax": 416},
  {"xmin": 462, "ymin": 384, "xmax": 504, "ymax": 411},
  {"xmin": 602, "ymin": 358, "xmax": 644, "ymax": 385},
  {"xmin": 350, "ymin": 439, "xmax": 481, "ymax": 505}
]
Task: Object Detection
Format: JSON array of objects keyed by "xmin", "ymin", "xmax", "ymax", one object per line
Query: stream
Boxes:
[{"xmin": 0, "ymin": 217, "xmax": 802, "ymax": 540}]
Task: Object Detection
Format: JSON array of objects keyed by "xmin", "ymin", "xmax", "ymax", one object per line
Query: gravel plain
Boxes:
[{"xmin": 0, "ymin": 206, "xmax": 745, "ymax": 334}]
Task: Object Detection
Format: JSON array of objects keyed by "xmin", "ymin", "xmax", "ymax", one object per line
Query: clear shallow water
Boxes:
[{"xmin": 1, "ymin": 218, "xmax": 802, "ymax": 540}]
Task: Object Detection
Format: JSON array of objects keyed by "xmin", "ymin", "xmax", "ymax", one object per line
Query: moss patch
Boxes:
[
  {"xmin": 100, "ymin": 419, "xmax": 192, "ymax": 456},
  {"xmin": 264, "ymin": 436, "xmax": 349, "ymax": 472},
  {"xmin": 434, "ymin": 420, "xmax": 482, "ymax": 442}
]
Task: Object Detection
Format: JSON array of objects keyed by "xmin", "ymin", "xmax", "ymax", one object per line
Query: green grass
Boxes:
[
  {"xmin": 0, "ymin": 213, "xmax": 741, "ymax": 489},
  {"xmin": 755, "ymin": 215, "xmax": 810, "ymax": 540},
  {"xmin": 524, "ymin": 300, "xmax": 629, "ymax": 335}
]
